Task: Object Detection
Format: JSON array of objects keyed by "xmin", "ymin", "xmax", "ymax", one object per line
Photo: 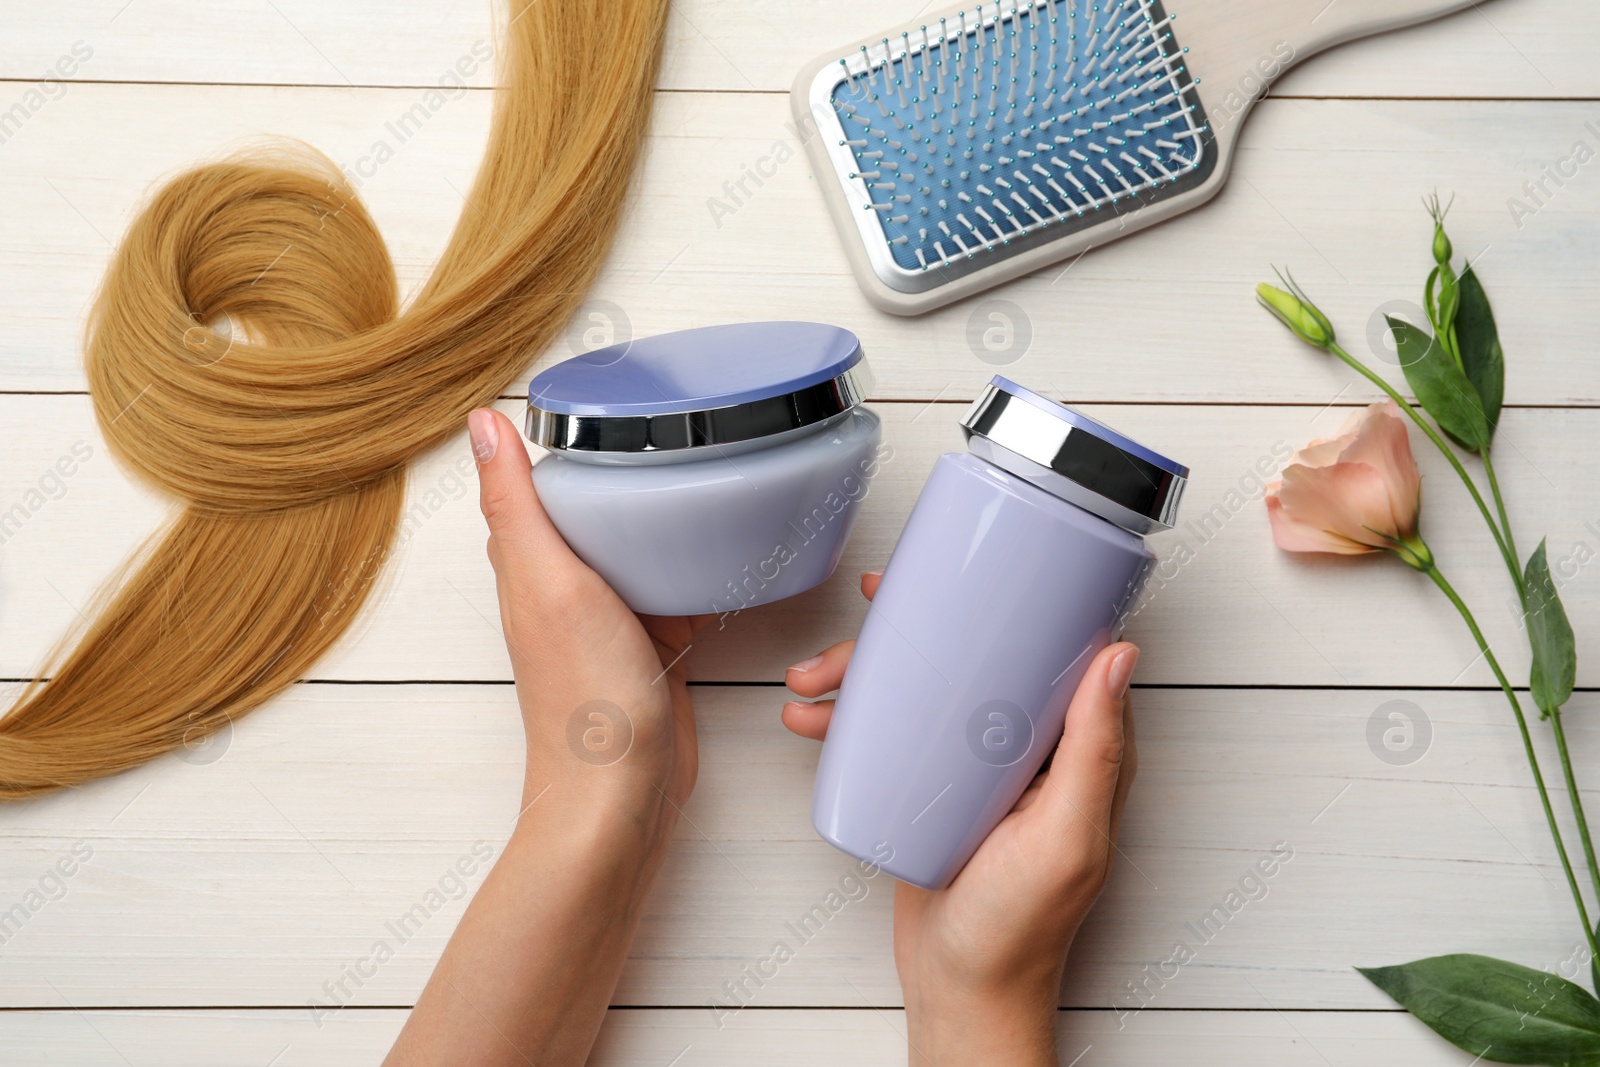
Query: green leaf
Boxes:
[
  {"xmin": 1388, "ymin": 315, "xmax": 1491, "ymax": 452},
  {"xmin": 1456, "ymin": 265, "xmax": 1506, "ymax": 439},
  {"xmin": 1360, "ymin": 954, "xmax": 1600, "ymax": 1065},
  {"xmin": 1526, "ymin": 540, "xmax": 1578, "ymax": 715},
  {"xmin": 1592, "ymin": 947, "xmax": 1600, "ymax": 1008}
]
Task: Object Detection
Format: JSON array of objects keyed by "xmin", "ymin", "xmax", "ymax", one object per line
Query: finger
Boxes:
[
  {"xmin": 1010, "ymin": 772, "xmax": 1049, "ymax": 815},
  {"xmin": 1108, "ymin": 694, "xmax": 1138, "ymax": 845},
  {"xmin": 784, "ymin": 639, "xmax": 855, "ymax": 697},
  {"xmin": 860, "ymin": 570, "xmax": 883, "ymax": 600},
  {"xmin": 470, "ymin": 408, "xmax": 578, "ymax": 576},
  {"xmin": 1040, "ymin": 642, "xmax": 1137, "ymax": 840},
  {"xmin": 640, "ymin": 616, "xmax": 696, "ymax": 683},
  {"xmin": 781, "ymin": 699, "xmax": 834, "ymax": 741}
]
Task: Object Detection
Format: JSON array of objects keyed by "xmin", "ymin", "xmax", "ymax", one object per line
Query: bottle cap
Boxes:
[{"xmin": 961, "ymin": 376, "xmax": 1187, "ymax": 533}]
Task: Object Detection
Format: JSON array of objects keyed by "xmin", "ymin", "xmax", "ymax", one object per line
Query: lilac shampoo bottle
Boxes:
[{"xmin": 811, "ymin": 378, "xmax": 1188, "ymax": 889}]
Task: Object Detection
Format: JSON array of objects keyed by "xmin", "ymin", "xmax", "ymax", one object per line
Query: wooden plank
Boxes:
[
  {"xmin": 0, "ymin": 1007, "xmax": 1484, "ymax": 1065},
  {"xmin": 1, "ymin": 0, "xmax": 1589, "ymax": 98},
  {"xmin": 0, "ymin": 396, "xmax": 1593, "ymax": 688},
  {"xmin": 0, "ymin": 682, "xmax": 1594, "ymax": 1011},
  {"xmin": 2, "ymin": 86, "xmax": 1598, "ymax": 403}
]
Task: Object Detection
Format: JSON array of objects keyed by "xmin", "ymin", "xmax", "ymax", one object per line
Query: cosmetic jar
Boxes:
[
  {"xmin": 526, "ymin": 322, "xmax": 882, "ymax": 617},
  {"xmin": 810, "ymin": 377, "xmax": 1187, "ymax": 889}
]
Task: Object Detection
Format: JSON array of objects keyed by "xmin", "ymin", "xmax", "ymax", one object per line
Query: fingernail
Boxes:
[
  {"xmin": 863, "ymin": 569, "xmax": 884, "ymax": 577},
  {"xmin": 468, "ymin": 409, "xmax": 498, "ymax": 464},
  {"xmin": 1106, "ymin": 645, "xmax": 1140, "ymax": 700},
  {"xmin": 787, "ymin": 655, "xmax": 824, "ymax": 674}
]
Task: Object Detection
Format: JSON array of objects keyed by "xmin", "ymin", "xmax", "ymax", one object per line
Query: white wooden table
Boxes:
[{"xmin": 2, "ymin": 1, "xmax": 1596, "ymax": 1063}]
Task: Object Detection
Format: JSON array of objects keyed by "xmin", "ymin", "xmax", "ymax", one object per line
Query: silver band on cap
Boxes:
[
  {"xmin": 528, "ymin": 362, "xmax": 873, "ymax": 454},
  {"xmin": 960, "ymin": 384, "xmax": 1185, "ymax": 533}
]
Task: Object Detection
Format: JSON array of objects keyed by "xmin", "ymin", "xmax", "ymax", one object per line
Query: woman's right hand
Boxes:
[{"xmin": 782, "ymin": 572, "xmax": 1140, "ymax": 1067}]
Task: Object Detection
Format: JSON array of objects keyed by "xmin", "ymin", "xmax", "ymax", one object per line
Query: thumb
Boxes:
[
  {"xmin": 1040, "ymin": 641, "xmax": 1137, "ymax": 838},
  {"xmin": 468, "ymin": 407, "xmax": 571, "ymax": 572}
]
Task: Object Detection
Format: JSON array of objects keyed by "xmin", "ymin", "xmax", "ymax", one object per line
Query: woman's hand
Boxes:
[
  {"xmin": 783, "ymin": 572, "xmax": 1139, "ymax": 1067},
  {"xmin": 385, "ymin": 409, "xmax": 701, "ymax": 1067},
  {"xmin": 470, "ymin": 406, "xmax": 698, "ymax": 821}
]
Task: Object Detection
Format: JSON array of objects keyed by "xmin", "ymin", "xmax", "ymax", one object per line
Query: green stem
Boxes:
[
  {"xmin": 1422, "ymin": 560, "xmax": 1600, "ymax": 969},
  {"xmin": 1472, "ymin": 451, "xmax": 1600, "ymax": 921},
  {"xmin": 1480, "ymin": 450, "xmax": 1521, "ymax": 590},
  {"xmin": 1551, "ymin": 713, "xmax": 1600, "ymax": 923},
  {"xmin": 1482, "ymin": 449, "xmax": 1600, "ymax": 912},
  {"xmin": 1326, "ymin": 342, "xmax": 1516, "ymax": 576}
]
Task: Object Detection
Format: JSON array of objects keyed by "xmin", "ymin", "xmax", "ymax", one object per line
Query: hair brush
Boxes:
[{"xmin": 793, "ymin": 0, "xmax": 1477, "ymax": 315}]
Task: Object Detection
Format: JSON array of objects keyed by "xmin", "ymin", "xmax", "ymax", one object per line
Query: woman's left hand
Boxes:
[{"xmin": 469, "ymin": 406, "xmax": 699, "ymax": 821}]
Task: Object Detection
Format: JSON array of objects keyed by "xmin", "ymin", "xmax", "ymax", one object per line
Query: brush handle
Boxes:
[
  {"xmin": 1261, "ymin": 0, "xmax": 1480, "ymax": 58},
  {"xmin": 1182, "ymin": 0, "xmax": 1477, "ymax": 160}
]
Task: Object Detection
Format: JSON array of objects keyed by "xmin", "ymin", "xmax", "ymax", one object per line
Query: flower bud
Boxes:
[
  {"xmin": 1432, "ymin": 221, "xmax": 1452, "ymax": 267},
  {"xmin": 1256, "ymin": 283, "xmax": 1335, "ymax": 349}
]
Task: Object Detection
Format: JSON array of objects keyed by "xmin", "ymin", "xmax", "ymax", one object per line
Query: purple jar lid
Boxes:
[{"xmin": 527, "ymin": 322, "xmax": 872, "ymax": 454}]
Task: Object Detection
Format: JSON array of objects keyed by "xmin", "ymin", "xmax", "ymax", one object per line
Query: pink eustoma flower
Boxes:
[{"xmin": 1266, "ymin": 400, "xmax": 1422, "ymax": 556}]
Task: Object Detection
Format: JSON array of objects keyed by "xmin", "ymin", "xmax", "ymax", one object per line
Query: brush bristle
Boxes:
[{"xmin": 829, "ymin": 0, "xmax": 1209, "ymax": 273}]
